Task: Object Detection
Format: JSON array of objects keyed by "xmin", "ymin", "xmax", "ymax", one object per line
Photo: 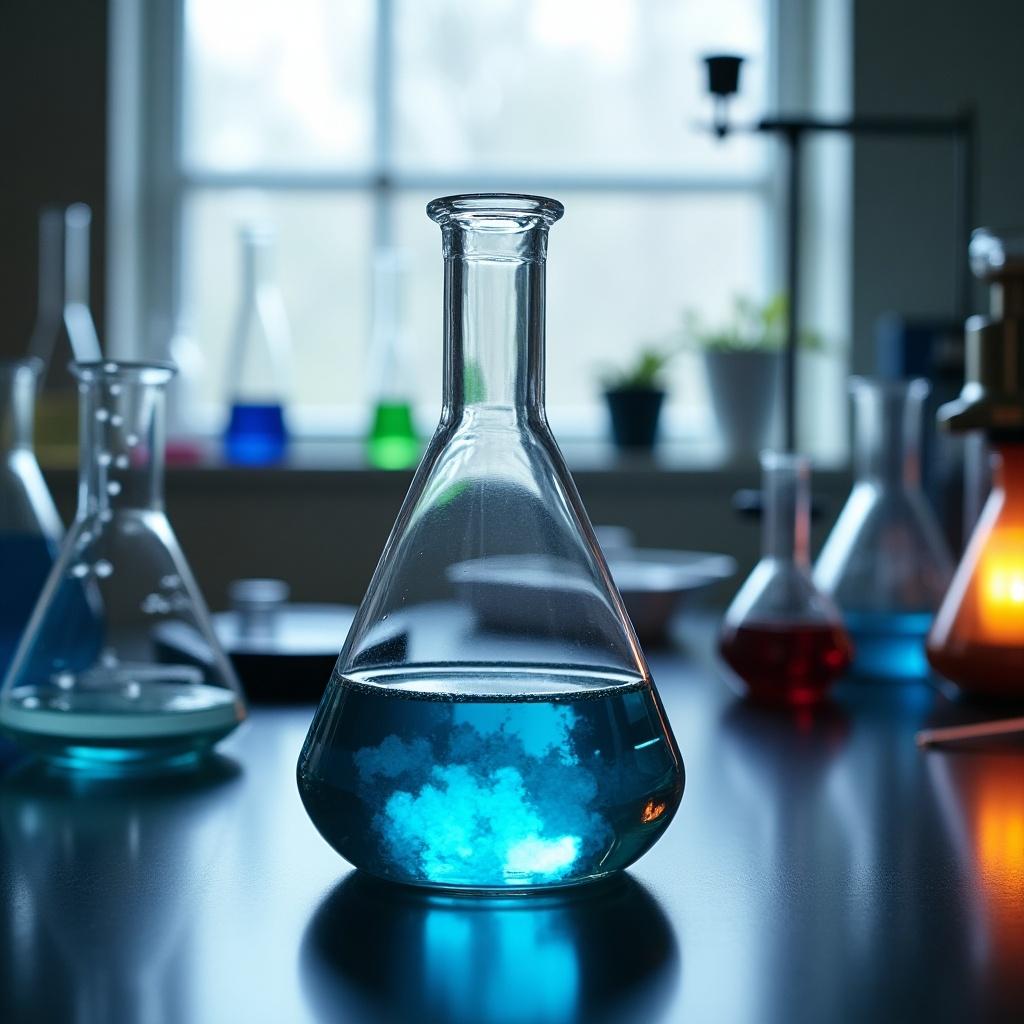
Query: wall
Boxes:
[
  {"xmin": 0, "ymin": 0, "xmax": 108, "ymax": 359},
  {"xmin": 851, "ymin": 0, "xmax": 1024, "ymax": 366}
]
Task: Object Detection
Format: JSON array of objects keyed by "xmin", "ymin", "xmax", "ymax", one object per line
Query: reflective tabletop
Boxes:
[{"xmin": 1, "ymin": 617, "xmax": 1022, "ymax": 1024}]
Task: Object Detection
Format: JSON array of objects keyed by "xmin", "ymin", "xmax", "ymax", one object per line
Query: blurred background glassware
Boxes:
[
  {"xmin": 223, "ymin": 225, "xmax": 292, "ymax": 465},
  {"xmin": 926, "ymin": 228, "xmax": 1024, "ymax": 698},
  {"xmin": 298, "ymin": 194, "xmax": 684, "ymax": 892},
  {"xmin": 164, "ymin": 314, "xmax": 207, "ymax": 464},
  {"xmin": 0, "ymin": 358, "xmax": 62, "ymax": 678},
  {"xmin": 0, "ymin": 361, "xmax": 246, "ymax": 771},
  {"xmin": 814, "ymin": 378, "xmax": 954, "ymax": 680},
  {"xmin": 365, "ymin": 248, "xmax": 420, "ymax": 469},
  {"xmin": 719, "ymin": 451, "xmax": 853, "ymax": 705},
  {"xmin": 30, "ymin": 205, "xmax": 103, "ymax": 463}
]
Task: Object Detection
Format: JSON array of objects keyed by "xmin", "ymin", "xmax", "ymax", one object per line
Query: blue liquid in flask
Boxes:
[
  {"xmin": 0, "ymin": 533, "xmax": 58, "ymax": 675},
  {"xmin": 224, "ymin": 402, "xmax": 287, "ymax": 465},
  {"xmin": 843, "ymin": 611, "xmax": 934, "ymax": 681},
  {"xmin": 297, "ymin": 665, "xmax": 683, "ymax": 892}
]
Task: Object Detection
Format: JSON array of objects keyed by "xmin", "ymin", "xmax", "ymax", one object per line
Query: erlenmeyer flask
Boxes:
[
  {"xmin": 719, "ymin": 452, "xmax": 853, "ymax": 705},
  {"xmin": 0, "ymin": 361, "xmax": 246, "ymax": 770},
  {"xmin": 298, "ymin": 194, "xmax": 683, "ymax": 892},
  {"xmin": 0, "ymin": 359, "xmax": 62, "ymax": 676},
  {"xmin": 223, "ymin": 226, "xmax": 292, "ymax": 465},
  {"xmin": 366, "ymin": 248, "xmax": 420, "ymax": 469},
  {"xmin": 814, "ymin": 378, "xmax": 954, "ymax": 679}
]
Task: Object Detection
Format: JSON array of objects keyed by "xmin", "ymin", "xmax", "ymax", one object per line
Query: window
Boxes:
[{"xmin": 130, "ymin": 0, "xmax": 776, "ymax": 439}]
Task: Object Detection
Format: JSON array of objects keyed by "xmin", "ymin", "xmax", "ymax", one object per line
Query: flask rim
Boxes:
[
  {"xmin": 71, "ymin": 359, "xmax": 176, "ymax": 385},
  {"xmin": 0, "ymin": 357, "xmax": 44, "ymax": 380},
  {"xmin": 427, "ymin": 193, "xmax": 564, "ymax": 227}
]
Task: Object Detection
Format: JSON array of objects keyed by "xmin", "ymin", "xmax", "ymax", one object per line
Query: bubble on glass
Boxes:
[
  {"xmin": 107, "ymin": 481, "xmax": 122, "ymax": 496},
  {"xmin": 124, "ymin": 680, "xmax": 142, "ymax": 700},
  {"xmin": 100, "ymin": 508, "xmax": 113, "ymax": 523},
  {"xmin": 126, "ymin": 433, "xmax": 140, "ymax": 447},
  {"xmin": 98, "ymin": 452, "xmax": 112, "ymax": 467},
  {"xmin": 161, "ymin": 574, "xmax": 181, "ymax": 589},
  {"xmin": 104, "ymin": 361, "xmax": 118, "ymax": 374},
  {"xmin": 22, "ymin": 696, "xmax": 40, "ymax": 710},
  {"xmin": 115, "ymin": 454, "xmax": 130, "ymax": 469},
  {"xmin": 110, "ymin": 414, "xmax": 124, "ymax": 428},
  {"xmin": 95, "ymin": 408, "xmax": 110, "ymax": 423},
  {"xmin": 70, "ymin": 563, "xmax": 89, "ymax": 578},
  {"xmin": 54, "ymin": 672, "xmax": 75, "ymax": 690},
  {"xmin": 109, "ymin": 383, "xmax": 122, "ymax": 396},
  {"xmin": 141, "ymin": 593, "xmax": 171, "ymax": 615},
  {"xmin": 94, "ymin": 559, "xmax": 114, "ymax": 578}
]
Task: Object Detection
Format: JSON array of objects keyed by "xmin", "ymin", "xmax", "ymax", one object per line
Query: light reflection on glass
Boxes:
[{"xmin": 301, "ymin": 872, "xmax": 678, "ymax": 1024}]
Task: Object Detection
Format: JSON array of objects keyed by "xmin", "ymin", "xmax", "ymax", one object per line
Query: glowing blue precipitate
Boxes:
[{"xmin": 354, "ymin": 702, "xmax": 608, "ymax": 886}]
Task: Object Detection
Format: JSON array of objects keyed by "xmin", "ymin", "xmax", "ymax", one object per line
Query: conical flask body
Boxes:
[
  {"xmin": 0, "ymin": 362, "xmax": 245, "ymax": 771},
  {"xmin": 927, "ymin": 444, "xmax": 1024, "ymax": 697},
  {"xmin": 720, "ymin": 453, "xmax": 853, "ymax": 705},
  {"xmin": 814, "ymin": 379, "xmax": 953, "ymax": 679},
  {"xmin": 0, "ymin": 359, "xmax": 62, "ymax": 676},
  {"xmin": 298, "ymin": 195, "xmax": 683, "ymax": 892}
]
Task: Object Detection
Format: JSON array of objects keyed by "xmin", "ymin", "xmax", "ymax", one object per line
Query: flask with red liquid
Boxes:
[{"xmin": 719, "ymin": 452, "xmax": 853, "ymax": 705}]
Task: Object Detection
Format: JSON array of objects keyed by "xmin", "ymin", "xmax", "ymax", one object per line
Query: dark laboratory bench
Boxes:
[{"xmin": 0, "ymin": 616, "xmax": 1022, "ymax": 1024}]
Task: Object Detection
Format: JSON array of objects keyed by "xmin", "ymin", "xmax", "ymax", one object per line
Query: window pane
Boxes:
[
  {"xmin": 394, "ymin": 0, "xmax": 769, "ymax": 175},
  {"xmin": 183, "ymin": 0, "xmax": 374, "ymax": 171},
  {"xmin": 182, "ymin": 191, "xmax": 374, "ymax": 415},
  {"xmin": 393, "ymin": 191, "xmax": 767, "ymax": 434}
]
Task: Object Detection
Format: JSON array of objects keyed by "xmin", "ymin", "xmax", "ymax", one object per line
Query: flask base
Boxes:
[{"xmin": 844, "ymin": 611, "xmax": 934, "ymax": 681}]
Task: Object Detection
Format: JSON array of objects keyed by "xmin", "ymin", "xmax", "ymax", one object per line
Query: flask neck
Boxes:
[
  {"xmin": 74, "ymin": 363, "xmax": 174, "ymax": 516},
  {"xmin": 851, "ymin": 378, "xmax": 928, "ymax": 487},
  {"xmin": 440, "ymin": 221, "xmax": 549, "ymax": 421},
  {"xmin": 0, "ymin": 361, "xmax": 40, "ymax": 453},
  {"xmin": 761, "ymin": 453, "xmax": 811, "ymax": 565}
]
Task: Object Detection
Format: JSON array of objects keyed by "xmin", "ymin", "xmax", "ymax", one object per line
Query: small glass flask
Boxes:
[
  {"xmin": 223, "ymin": 226, "xmax": 292, "ymax": 465},
  {"xmin": 813, "ymin": 378, "xmax": 954, "ymax": 679},
  {"xmin": 0, "ymin": 361, "xmax": 246, "ymax": 770},
  {"xmin": 365, "ymin": 249, "xmax": 420, "ymax": 469},
  {"xmin": 720, "ymin": 452, "xmax": 853, "ymax": 705},
  {"xmin": 0, "ymin": 359, "xmax": 62, "ymax": 676},
  {"xmin": 298, "ymin": 194, "xmax": 683, "ymax": 892}
]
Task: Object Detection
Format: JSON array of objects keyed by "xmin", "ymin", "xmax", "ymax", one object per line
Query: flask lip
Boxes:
[
  {"xmin": 0, "ymin": 357, "xmax": 44, "ymax": 380},
  {"xmin": 71, "ymin": 359, "xmax": 177, "ymax": 385},
  {"xmin": 427, "ymin": 193, "xmax": 564, "ymax": 227}
]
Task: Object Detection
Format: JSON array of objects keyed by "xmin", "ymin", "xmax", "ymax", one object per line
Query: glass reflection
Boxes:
[
  {"xmin": 929, "ymin": 752, "xmax": 1024, "ymax": 1012},
  {"xmin": 301, "ymin": 872, "xmax": 679, "ymax": 1024},
  {"xmin": 0, "ymin": 757, "xmax": 240, "ymax": 1024}
]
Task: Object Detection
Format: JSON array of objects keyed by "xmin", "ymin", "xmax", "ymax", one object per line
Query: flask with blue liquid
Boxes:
[
  {"xmin": 223, "ymin": 226, "xmax": 292, "ymax": 465},
  {"xmin": 814, "ymin": 378, "xmax": 954, "ymax": 680},
  {"xmin": 0, "ymin": 358, "xmax": 62, "ymax": 677},
  {"xmin": 298, "ymin": 194, "xmax": 684, "ymax": 892}
]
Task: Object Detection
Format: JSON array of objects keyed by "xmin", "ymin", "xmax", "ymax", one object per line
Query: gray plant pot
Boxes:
[{"xmin": 703, "ymin": 349, "xmax": 781, "ymax": 461}]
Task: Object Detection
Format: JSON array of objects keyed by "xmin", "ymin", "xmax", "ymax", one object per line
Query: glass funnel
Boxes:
[
  {"xmin": 813, "ymin": 378, "xmax": 954, "ymax": 680},
  {"xmin": 0, "ymin": 361, "xmax": 246, "ymax": 770},
  {"xmin": 298, "ymin": 194, "xmax": 683, "ymax": 893},
  {"xmin": 0, "ymin": 359, "xmax": 62, "ymax": 677},
  {"xmin": 927, "ymin": 443, "xmax": 1024, "ymax": 697},
  {"xmin": 223, "ymin": 226, "xmax": 292, "ymax": 465},
  {"xmin": 719, "ymin": 452, "xmax": 853, "ymax": 705}
]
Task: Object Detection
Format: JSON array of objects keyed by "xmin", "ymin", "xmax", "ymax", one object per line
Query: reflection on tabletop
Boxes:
[
  {"xmin": 301, "ymin": 871, "xmax": 679, "ymax": 1024},
  {"xmin": 0, "ymin": 757, "xmax": 241, "ymax": 1024}
]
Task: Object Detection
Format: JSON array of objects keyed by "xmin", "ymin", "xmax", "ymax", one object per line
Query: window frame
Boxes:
[{"xmin": 113, "ymin": 0, "xmax": 786, "ymax": 441}]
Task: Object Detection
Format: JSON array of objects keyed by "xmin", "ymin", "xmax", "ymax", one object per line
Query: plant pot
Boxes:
[
  {"xmin": 604, "ymin": 387, "xmax": 666, "ymax": 452},
  {"xmin": 703, "ymin": 350, "xmax": 781, "ymax": 461}
]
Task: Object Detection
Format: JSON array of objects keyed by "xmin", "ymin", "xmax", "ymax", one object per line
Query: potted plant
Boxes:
[
  {"xmin": 600, "ymin": 347, "xmax": 675, "ymax": 452},
  {"xmin": 685, "ymin": 295, "xmax": 817, "ymax": 461}
]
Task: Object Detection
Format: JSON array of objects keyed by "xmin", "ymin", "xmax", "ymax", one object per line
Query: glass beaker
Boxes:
[
  {"xmin": 297, "ymin": 194, "xmax": 684, "ymax": 893},
  {"xmin": 0, "ymin": 359, "xmax": 62, "ymax": 676},
  {"xmin": 814, "ymin": 378, "xmax": 954, "ymax": 679},
  {"xmin": 719, "ymin": 452, "xmax": 853, "ymax": 705},
  {"xmin": 927, "ymin": 443, "xmax": 1024, "ymax": 697},
  {"xmin": 366, "ymin": 248, "xmax": 420, "ymax": 469},
  {"xmin": 0, "ymin": 361, "xmax": 246, "ymax": 771},
  {"xmin": 223, "ymin": 226, "xmax": 292, "ymax": 465}
]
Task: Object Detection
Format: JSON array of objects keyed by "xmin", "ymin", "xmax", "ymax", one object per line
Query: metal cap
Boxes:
[{"xmin": 939, "ymin": 229, "xmax": 1024, "ymax": 436}]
